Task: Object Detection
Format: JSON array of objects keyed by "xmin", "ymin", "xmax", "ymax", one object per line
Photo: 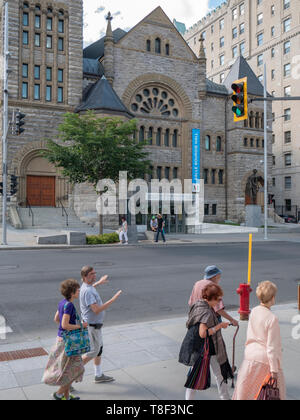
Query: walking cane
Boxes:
[{"xmin": 231, "ymin": 325, "xmax": 240, "ymax": 389}]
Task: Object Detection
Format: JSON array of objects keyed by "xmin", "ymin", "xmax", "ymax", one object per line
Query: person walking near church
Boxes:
[
  {"xmin": 119, "ymin": 217, "xmax": 129, "ymax": 245},
  {"xmin": 155, "ymin": 214, "xmax": 166, "ymax": 243},
  {"xmin": 80, "ymin": 266, "xmax": 122, "ymax": 383}
]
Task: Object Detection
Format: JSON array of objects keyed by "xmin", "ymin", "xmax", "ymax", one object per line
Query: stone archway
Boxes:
[{"xmin": 11, "ymin": 141, "xmax": 70, "ymax": 207}]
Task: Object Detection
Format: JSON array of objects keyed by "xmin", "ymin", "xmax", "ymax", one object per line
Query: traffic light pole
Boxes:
[{"xmin": 1, "ymin": 1, "xmax": 9, "ymax": 246}]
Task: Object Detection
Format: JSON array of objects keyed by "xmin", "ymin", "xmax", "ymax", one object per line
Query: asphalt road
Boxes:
[{"xmin": 0, "ymin": 241, "xmax": 299, "ymax": 343}]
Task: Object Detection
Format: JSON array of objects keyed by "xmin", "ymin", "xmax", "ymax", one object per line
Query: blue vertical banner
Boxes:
[{"xmin": 192, "ymin": 129, "xmax": 201, "ymax": 192}]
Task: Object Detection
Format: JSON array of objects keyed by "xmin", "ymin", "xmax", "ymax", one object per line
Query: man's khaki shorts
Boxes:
[{"xmin": 86, "ymin": 326, "xmax": 103, "ymax": 359}]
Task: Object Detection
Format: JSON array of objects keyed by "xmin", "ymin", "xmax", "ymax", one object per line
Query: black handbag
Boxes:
[{"xmin": 256, "ymin": 377, "xmax": 280, "ymax": 400}]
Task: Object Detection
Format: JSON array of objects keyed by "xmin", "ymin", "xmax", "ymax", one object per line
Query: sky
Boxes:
[{"xmin": 83, "ymin": 0, "xmax": 224, "ymax": 47}]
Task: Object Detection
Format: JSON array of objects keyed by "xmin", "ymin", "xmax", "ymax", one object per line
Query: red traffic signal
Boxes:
[{"xmin": 231, "ymin": 78, "xmax": 248, "ymax": 122}]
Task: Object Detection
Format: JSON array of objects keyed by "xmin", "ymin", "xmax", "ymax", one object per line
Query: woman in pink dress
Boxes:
[{"xmin": 232, "ymin": 281, "xmax": 286, "ymax": 400}]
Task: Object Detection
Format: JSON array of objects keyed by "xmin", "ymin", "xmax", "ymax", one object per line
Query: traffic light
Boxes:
[
  {"xmin": 231, "ymin": 77, "xmax": 248, "ymax": 122},
  {"xmin": 10, "ymin": 175, "xmax": 18, "ymax": 196},
  {"xmin": 15, "ymin": 110, "xmax": 26, "ymax": 135},
  {"xmin": 0, "ymin": 182, "xmax": 3, "ymax": 196}
]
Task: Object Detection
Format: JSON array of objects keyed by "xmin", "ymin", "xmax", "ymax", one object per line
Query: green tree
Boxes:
[{"xmin": 42, "ymin": 111, "xmax": 151, "ymax": 234}]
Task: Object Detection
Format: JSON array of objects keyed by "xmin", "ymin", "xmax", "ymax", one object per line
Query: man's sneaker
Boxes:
[
  {"xmin": 95, "ymin": 374, "xmax": 115, "ymax": 383},
  {"xmin": 53, "ymin": 392, "xmax": 64, "ymax": 400}
]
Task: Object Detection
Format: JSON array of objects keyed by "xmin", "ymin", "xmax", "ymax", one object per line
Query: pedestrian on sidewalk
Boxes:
[
  {"xmin": 179, "ymin": 283, "xmax": 233, "ymax": 400},
  {"xmin": 119, "ymin": 217, "xmax": 129, "ymax": 245},
  {"xmin": 42, "ymin": 279, "xmax": 87, "ymax": 401},
  {"xmin": 150, "ymin": 215, "xmax": 158, "ymax": 232},
  {"xmin": 79, "ymin": 266, "xmax": 122, "ymax": 383},
  {"xmin": 189, "ymin": 266, "xmax": 239, "ymax": 326},
  {"xmin": 232, "ymin": 281, "xmax": 286, "ymax": 400},
  {"xmin": 155, "ymin": 214, "xmax": 166, "ymax": 243}
]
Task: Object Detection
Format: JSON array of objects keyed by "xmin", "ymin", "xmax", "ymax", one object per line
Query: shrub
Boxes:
[{"xmin": 86, "ymin": 232, "xmax": 119, "ymax": 245}]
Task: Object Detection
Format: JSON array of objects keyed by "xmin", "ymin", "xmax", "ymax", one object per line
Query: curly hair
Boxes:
[
  {"xmin": 60, "ymin": 279, "xmax": 80, "ymax": 301},
  {"xmin": 202, "ymin": 283, "xmax": 224, "ymax": 302}
]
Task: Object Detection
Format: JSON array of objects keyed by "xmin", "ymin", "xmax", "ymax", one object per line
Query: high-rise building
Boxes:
[{"xmin": 184, "ymin": 0, "xmax": 300, "ymax": 221}]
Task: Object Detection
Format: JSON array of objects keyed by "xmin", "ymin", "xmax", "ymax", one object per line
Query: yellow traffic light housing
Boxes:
[{"xmin": 231, "ymin": 77, "xmax": 248, "ymax": 122}]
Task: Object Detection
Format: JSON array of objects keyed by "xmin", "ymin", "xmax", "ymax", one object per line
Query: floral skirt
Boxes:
[
  {"xmin": 232, "ymin": 359, "xmax": 286, "ymax": 400},
  {"xmin": 42, "ymin": 337, "xmax": 85, "ymax": 387}
]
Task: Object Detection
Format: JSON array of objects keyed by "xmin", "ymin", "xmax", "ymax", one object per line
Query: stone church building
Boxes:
[{"xmin": 0, "ymin": 1, "xmax": 272, "ymax": 231}]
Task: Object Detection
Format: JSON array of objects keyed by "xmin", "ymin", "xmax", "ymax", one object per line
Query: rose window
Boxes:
[{"xmin": 130, "ymin": 87, "xmax": 180, "ymax": 118}]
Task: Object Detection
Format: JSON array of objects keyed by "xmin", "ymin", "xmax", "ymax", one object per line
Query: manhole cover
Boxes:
[{"xmin": 0, "ymin": 265, "xmax": 19, "ymax": 270}]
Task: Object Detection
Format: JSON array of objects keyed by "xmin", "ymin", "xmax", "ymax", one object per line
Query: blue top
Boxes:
[{"xmin": 57, "ymin": 299, "xmax": 77, "ymax": 338}]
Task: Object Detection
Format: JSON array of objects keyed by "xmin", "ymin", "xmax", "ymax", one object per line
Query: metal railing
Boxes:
[
  {"xmin": 57, "ymin": 198, "xmax": 69, "ymax": 227},
  {"xmin": 26, "ymin": 198, "xmax": 34, "ymax": 227}
]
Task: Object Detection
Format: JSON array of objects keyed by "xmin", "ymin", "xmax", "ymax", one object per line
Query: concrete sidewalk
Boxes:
[{"xmin": 0, "ymin": 304, "xmax": 299, "ymax": 400}]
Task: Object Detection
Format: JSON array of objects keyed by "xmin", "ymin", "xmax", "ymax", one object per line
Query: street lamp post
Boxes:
[{"xmin": 263, "ymin": 63, "xmax": 268, "ymax": 241}]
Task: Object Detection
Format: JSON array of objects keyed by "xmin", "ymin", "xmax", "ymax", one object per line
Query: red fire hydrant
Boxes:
[{"xmin": 237, "ymin": 283, "xmax": 252, "ymax": 321}]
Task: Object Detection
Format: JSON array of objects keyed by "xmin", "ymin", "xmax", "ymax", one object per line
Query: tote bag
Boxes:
[
  {"xmin": 184, "ymin": 336, "xmax": 211, "ymax": 390},
  {"xmin": 62, "ymin": 304, "xmax": 91, "ymax": 357}
]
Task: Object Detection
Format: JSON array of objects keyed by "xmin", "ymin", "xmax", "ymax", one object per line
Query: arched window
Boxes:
[
  {"xmin": 156, "ymin": 128, "xmax": 162, "ymax": 146},
  {"xmin": 147, "ymin": 127, "xmax": 153, "ymax": 145},
  {"xmin": 146, "ymin": 40, "xmax": 151, "ymax": 52},
  {"xmin": 255, "ymin": 112, "xmax": 260, "ymax": 129},
  {"xmin": 165, "ymin": 43, "xmax": 170, "ymax": 56},
  {"xmin": 172, "ymin": 130, "xmax": 178, "ymax": 147},
  {"xmin": 155, "ymin": 38, "xmax": 161, "ymax": 54},
  {"xmin": 216, "ymin": 136, "xmax": 222, "ymax": 152},
  {"xmin": 139, "ymin": 126, "xmax": 145, "ymax": 143},
  {"xmin": 205, "ymin": 135, "xmax": 211, "ymax": 151},
  {"xmin": 164, "ymin": 129, "xmax": 170, "ymax": 147}
]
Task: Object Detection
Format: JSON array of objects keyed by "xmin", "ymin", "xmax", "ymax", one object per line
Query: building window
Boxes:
[
  {"xmin": 203, "ymin": 169, "xmax": 208, "ymax": 184},
  {"xmin": 46, "ymin": 67, "xmax": 52, "ymax": 81},
  {"xmin": 284, "ymin": 40, "xmax": 291, "ymax": 54},
  {"xmin": 271, "ymin": 48, "xmax": 275, "ymax": 58},
  {"xmin": 220, "ymin": 73, "xmax": 225, "ymax": 83},
  {"xmin": 211, "ymin": 169, "xmax": 216, "ymax": 185},
  {"xmin": 46, "ymin": 85, "xmax": 52, "ymax": 102},
  {"xmin": 250, "ymin": 138, "xmax": 254, "ymax": 147},
  {"xmin": 271, "ymin": 69, "xmax": 275, "ymax": 80},
  {"xmin": 172, "ymin": 130, "xmax": 178, "ymax": 147},
  {"xmin": 156, "ymin": 128, "xmax": 162, "ymax": 146},
  {"xmin": 257, "ymin": 54, "xmax": 263, "ymax": 66},
  {"xmin": 164, "ymin": 129, "xmax": 170, "ymax": 147},
  {"xmin": 284, "ymin": 108, "xmax": 291, "ymax": 121},
  {"xmin": 239, "ymin": 23, "xmax": 245, "ymax": 35},
  {"xmin": 257, "ymin": 33, "xmax": 263, "ymax": 46},
  {"xmin": 165, "ymin": 44, "xmax": 170, "ymax": 56},
  {"xmin": 220, "ymin": 54, "xmax": 225, "ymax": 66},
  {"xmin": 58, "ymin": 20, "xmax": 64, "ymax": 33},
  {"xmin": 147, "ymin": 127, "xmax": 153, "ymax": 145},
  {"xmin": 285, "ymin": 199, "xmax": 292, "ymax": 211},
  {"xmin": 58, "ymin": 69, "xmax": 64, "ymax": 83},
  {"xmin": 240, "ymin": 3, "xmax": 245, "ymax": 15},
  {"xmin": 212, "ymin": 204, "xmax": 217, "ymax": 216},
  {"xmin": 216, "ymin": 136, "xmax": 222, "ymax": 152},
  {"xmin": 22, "ymin": 82, "xmax": 28, "ymax": 99},
  {"xmin": 257, "ymin": 13, "xmax": 263, "ymax": 25},
  {"xmin": 57, "ymin": 87, "xmax": 64, "ymax": 103},
  {"xmin": 220, "ymin": 36, "xmax": 225, "ymax": 48},
  {"xmin": 257, "ymin": 0, "xmax": 262, "ymax": 5},
  {"xmin": 232, "ymin": 46, "xmax": 238, "ymax": 58},
  {"xmin": 157, "ymin": 166, "xmax": 162, "ymax": 181},
  {"xmin": 34, "ymin": 84, "xmax": 40, "ymax": 100},
  {"xmin": 271, "ymin": 26, "xmax": 275, "ymax": 37},
  {"xmin": 240, "ymin": 42, "xmax": 245, "ymax": 56},
  {"xmin": 284, "ymin": 86, "xmax": 291, "ymax": 97},
  {"xmin": 283, "ymin": 0, "xmax": 290, "ymax": 10},
  {"xmin": 35, "ymin": 15, "xmax": 41, "ymax": 29},
  {"xmin": 165, "ymin": 167, "xmax": 170, "ymax": 180},
  {"xmin": 232, "ymin": 27, "xmax": 237, "ymax": 39},
  {"xmin": 272, "ymin": 177, "xmax": 276, "ymax": 187},
  {"xmin": 34, "ymin": 65, "xmax": 40, "ymax": 79},
  {"xmin": 22, "ymin": 63, "xmax": 28, "ymax": 78},
  {"xmin": 232, "ymin": 8, "xmax": 237, "ymax": 20},
  {"xmin": 284, "ymin": 131, "xmax": 291, "ymax": 143},
  {"xmin": 35, "ymin": 33, "xmax": 41, "ymax": 47},
  {"xmin": 218, "ymin": 170, "xmax": 224, "ymax": 185},
  {"xmin": 146, "ymin": 40, "xmax": 151, "ymax": 52},
  {"xmin": 47, "ymin": 17, "xmax": 53, "ymax": 31},
  {"xmin": 271, "ymin": 5, "xmax": 275, "ymax": 15},
  {"xmin": 23, "ymin": 12, "xmax": 29, "ymax": 26},
  {"xmin": 46, "ymin": 35, "xmax": 52, "ymax": 49},
  {"xmin": 139, "ymin": 126, "xmax": 145, "ymax": 143},
  {"xmin": 283, "ymin": 18, "xmax": 291, "ymax": 33},
  {"xmin": 285, "ymin": 153, "xmax": 292, "ymax": 166},
  {"xmin": 58, "ymin": 38, "xmax": 64, "ymax": 51},
  {"xmin": 219, "ymin": 19, "xmax": 224, "ymax": 30},
  {"xmin": 285, "ymin": 176, "xmax": 292, "ymax": 189},
  {"xmin": 155, "ymin": 38, "xmax": 161, "ymax": 54},
  {"xmin": 244, "ymin": 138, "xmax": 248, "ymax": 147},
  {"xmin": 256, "ymin": 138, "xmax": 260, "ymax": 147},
  {"xmin": 272, "ymin": 155, "xmax": 276, "ymax": 165},
  {"xmin": 204, "ymin": 204, "xmax": 209, "ymax": 216},
  {"xmin": 284, "ymin": 63, "xmax": 291, "ymax": 77},
  {"xmin": 23, "ymin": 31, "xmax": 29, "ymax": 45},
  {"xmin": 205, "ymin": 135, "xmax": 211, "ymax": 151},
  {"xmin": 173, "ymin": 167, "xmax": 178, "ymax": 179}
]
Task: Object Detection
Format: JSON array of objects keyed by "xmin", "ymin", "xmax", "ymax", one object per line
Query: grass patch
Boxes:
[{"xmin": 86, "ymin": 232, "xmax": 119, "ymax": 245}]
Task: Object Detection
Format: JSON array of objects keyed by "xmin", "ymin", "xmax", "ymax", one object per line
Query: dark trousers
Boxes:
[{"xmin": 155, "ymin": 229, "xmax": 166, "ymax": 242}]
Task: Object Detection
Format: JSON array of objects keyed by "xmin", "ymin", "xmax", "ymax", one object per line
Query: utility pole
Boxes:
[
  {"xmin": 2, "ymin": 1, "xmax": 9, "ymax": 245},
  {"xmin": 263, "ymin": 63, "xmax": 268, "ymax": 241}
]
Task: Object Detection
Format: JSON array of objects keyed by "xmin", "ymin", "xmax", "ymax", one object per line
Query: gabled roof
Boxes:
[
  {"xmin": 206, "ymin": 79, "xmax": 228, "ymax": 96},
  {"xmin": 224, "ymin": 56, "xmax": 266, "ymax": 97},
  {"xmin": 83, "ymin": 28, "xmax": 127, "ymax": 60},
  {"xmin": 76, "ymin": 76, "xmax": 133, "ymax": 118}
]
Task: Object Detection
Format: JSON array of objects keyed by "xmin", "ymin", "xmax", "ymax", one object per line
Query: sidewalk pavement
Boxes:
[
  {"xmin": 0, "ymin": 303, "xmax": 299, "ymax": 400},
  {"xmin": 0, "ymin": 223, "xmax": 300, "ymax": 249}
]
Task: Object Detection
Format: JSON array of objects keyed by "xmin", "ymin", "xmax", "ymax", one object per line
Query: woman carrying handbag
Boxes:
[
  {"xmin": 43, "ymin": 279, "xmax": 88, "ymax": 401},
  {"xmin": 179, "ymin": 284, "xmax": 233, "ymax": 400}
]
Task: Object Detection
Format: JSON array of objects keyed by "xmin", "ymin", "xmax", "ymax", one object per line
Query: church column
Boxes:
[{"xmin": 104, "ymin": 12, "xmax": 114, "ymax": 85}]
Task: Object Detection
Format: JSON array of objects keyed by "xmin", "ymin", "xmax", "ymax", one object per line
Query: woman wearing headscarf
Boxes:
[{"xmin": 179, "ymin": 283, "xmax": 233, "ymax": 400}]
